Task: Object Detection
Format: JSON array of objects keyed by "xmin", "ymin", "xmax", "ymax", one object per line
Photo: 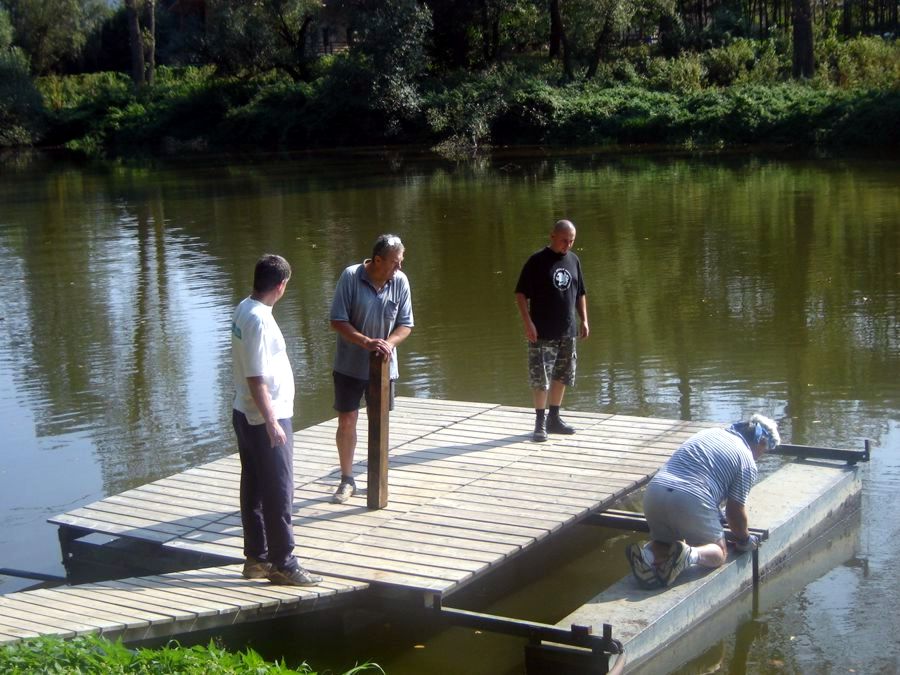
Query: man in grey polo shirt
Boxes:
[{"xmin": 329, "ymin": 234, "xmax": 414, "ymax": 504}]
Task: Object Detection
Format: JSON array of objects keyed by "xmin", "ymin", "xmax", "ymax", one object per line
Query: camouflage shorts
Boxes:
[{"xmin": 527, "ymin": 338, "xmax": 577, "ymax": 390}]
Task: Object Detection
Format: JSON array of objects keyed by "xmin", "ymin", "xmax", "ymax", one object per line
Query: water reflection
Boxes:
[{"xmin": 0, "ymin": 151, "xmax": 898, "ymax": 670}]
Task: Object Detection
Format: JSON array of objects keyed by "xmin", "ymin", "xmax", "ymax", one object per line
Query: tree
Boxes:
[
  {"xmin": 2, "ymin": 0, "xmax": 104, "ymax": 73},
  {"xmin": 549, "ymin": 0, "xmax": 573, "ymax": 78},
  {"xmin": 0, "ymin": 5, "xmax": 12, "ymax": 49},
  {"xmin": 125, "ymin": 0, "xmax": 155, "ymax": 87},
  {"xmin": 559, "ymin": 0, "xmax": 639, "ymax": 79},
  {"xmin": 345, "ymin": 0, "xmax": 433, "ymax": 132},
  {"xmin": 0, "ymin": 46, "xmax": 45, "ymax": 146},
  {"xmin": 205, "ymin": 0, "xmax": 321, "ymax": 80},
  {"xmin": 792, "ymin": 0, "xmax": 814, "ymax": 78}
]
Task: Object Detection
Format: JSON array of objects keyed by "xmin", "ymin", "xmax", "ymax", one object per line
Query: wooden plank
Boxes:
[
  {"xmin": 0, "ymin": 605, "xmax": 83, "ymax": 637},
  {"xmin": 25, "ymin": 588, "xmax": 176, "ymax": 624},
  {"xmin": 3, "ymin": 593, "xmax": 136, "ymax": 632},
  {"xmin": 0, "ymin": 596, "xmax": 123, "ymax": 633}
]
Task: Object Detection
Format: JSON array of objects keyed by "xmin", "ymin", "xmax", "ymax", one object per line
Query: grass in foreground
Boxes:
[{"xmin": 0, "ymin": 634, "xmax": 384, "ymax": 674}]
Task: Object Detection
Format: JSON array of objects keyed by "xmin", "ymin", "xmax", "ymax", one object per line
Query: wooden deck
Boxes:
[
  {"xmin": 49, "ymin": 397, "xmax": 707, "ymax": 598},
  {"xmin": 0, "ymin": 565, "xmax": 366, "ymax": 645}
]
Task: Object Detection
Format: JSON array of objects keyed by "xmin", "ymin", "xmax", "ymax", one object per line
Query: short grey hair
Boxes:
[{"xmin": 372, "ymin": 233, "xmax": 404, "ymax": 259}]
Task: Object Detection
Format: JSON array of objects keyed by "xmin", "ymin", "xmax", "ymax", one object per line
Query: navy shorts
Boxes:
[{"xmin": 333, "ymin": 370, "xmax": 395, "ymax": 413}]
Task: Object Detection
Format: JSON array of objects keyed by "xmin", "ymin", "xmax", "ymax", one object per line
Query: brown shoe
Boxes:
[{"xmin": 242, "ymin": 557, "xmax": 273, "ymax": 579}]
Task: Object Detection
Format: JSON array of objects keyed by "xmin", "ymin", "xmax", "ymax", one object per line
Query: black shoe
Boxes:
[
  {"xmin": 547, "ymin": 415, "xmax": 575, "ymax": 435},
  {"xmin": 532, "ymin": 418, "xmax": 548, "ymax": 442}
]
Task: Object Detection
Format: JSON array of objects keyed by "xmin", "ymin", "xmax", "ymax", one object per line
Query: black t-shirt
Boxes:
[{"xmin": 515, "ymin": 247, "xmax": 586, "ymax": 339}]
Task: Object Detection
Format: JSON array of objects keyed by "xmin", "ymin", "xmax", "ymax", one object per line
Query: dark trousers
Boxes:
[{"xmin": 232, "ymin": 409, "xmax": 295, "ymax": 569}]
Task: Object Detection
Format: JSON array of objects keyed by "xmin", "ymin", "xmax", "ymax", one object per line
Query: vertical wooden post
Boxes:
[{"xmin": 367, "ymin": 352, "xmax": 390, "ymax": 509}]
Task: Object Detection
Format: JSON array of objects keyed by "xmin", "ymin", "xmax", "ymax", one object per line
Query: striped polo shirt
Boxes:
[{"xmin": 651, "ymin": 427, "xmax": 758, "ymax": 508}]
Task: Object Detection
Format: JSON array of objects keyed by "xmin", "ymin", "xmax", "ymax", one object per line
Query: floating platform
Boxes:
[
  {"xmin": 48, "ymin": 398, "xmax": 706, "ymax": 597},
  {"xmin": 536, "ymin": 455, "xmax": 865, "ymax": 673}
]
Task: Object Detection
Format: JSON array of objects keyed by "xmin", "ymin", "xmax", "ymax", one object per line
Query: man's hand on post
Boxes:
[{"xmin": 365, "ymin": 337, "xmax": 394, "ymax": 360}]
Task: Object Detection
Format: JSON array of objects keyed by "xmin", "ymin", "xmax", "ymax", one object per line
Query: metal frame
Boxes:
[
  {"xmin": 586, "ymin": 509, "xmax": 770, "ymax": 542},
  {"xmin": 426, "ymin": 594, "xmax": 624, "ymax": 674},
  {"xmin": 769, "ymin": 440, "xmax": 871, "ymax": 465}
]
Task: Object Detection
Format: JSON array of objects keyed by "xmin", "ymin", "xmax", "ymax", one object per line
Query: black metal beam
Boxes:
[
  {"xmin": 585, "ymin": 509, "xmax": 769, "ymax": 541},
  {"xmin": 769, "ymin": 441, "xmax": 870, "ymax": 465},
  {"xmin": 430, "ymin": 599, "xmax": 623, "ymax": 656}
]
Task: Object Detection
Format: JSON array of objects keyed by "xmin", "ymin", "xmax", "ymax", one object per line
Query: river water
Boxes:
[{"xmin": 0, "ymin": 149, "xmax": 897, "ymax": 673}]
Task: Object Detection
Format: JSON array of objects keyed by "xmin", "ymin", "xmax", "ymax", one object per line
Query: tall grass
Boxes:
[{"xmin": 0, "ymin": 635, "xmax": 383, "ymax": 675}]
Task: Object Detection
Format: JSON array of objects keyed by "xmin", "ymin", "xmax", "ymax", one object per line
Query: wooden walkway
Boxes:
[
  {"xmin": 49, "ymin": 397, "xmax": 707, "ymax": 597},
  {"xmin": 0, "ymin": 565, "xmax": 365, "ymax": 645}
]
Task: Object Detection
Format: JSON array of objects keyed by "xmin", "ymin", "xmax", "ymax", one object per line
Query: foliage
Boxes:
[
  {"xmin": 2, "ymin": 0, "xmax": 107, "ymax": 74},
  {"xmin": 0, "ymin": 46, "xmax": 44, "ymax": 146},
  {"xmin": 0, "ymin": 635, "xmax": 385, "ymax": 674},
  {"xmin": 425, "ymin": 63, "xmax": 530, "ymax": 153},
  {"xmin": 814, "ymin": 35, "xmax": 900, "ymax": 89},
  {"xmin": 204, "ymin": 0, "xmax": 323, "ymax": 80},
  {"xmin": 645, "ymin": 53, "xmax": 705, "ymax": 93},
  {"xmin": 0, "ymin": 5, "xmax": 12, "ymax": 50},
  {"xmin": 344, "ymin": 0, "xmax": 433, "ymax": 135},
  {"xmin": 489, "ymin": 78, "xmax": 900, "ymax": 150},
  {"xmin": 15, "ymin": 33, "xmax": 900, "ymax": 155},
  {"xmin": 702, "ymin": 38, "xmax": 757, "ymax": 86}
]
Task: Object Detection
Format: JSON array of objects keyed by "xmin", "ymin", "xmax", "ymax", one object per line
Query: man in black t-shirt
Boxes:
[{"xmin": 515, "ymin": 220, "xmax": 589, "ymax": 442}]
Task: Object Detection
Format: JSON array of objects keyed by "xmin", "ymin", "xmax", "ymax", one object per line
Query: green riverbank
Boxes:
[{"xmin": 4, "ymin": 37, "xmax": 899, "ymax": 159}]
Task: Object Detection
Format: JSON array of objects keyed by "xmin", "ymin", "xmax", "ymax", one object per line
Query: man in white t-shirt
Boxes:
[{"xmin": 232, "ymin": 254, "xmax": 321, "ymax": 586}]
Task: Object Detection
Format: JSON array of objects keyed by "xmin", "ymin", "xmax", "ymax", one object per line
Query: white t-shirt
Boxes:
[{"xmin": 231, "ymin": 297, "xmax": 294, "ymax": 425}]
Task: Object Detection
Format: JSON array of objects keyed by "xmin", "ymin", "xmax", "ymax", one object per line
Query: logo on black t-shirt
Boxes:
[{"xmin": 552, "ymin": 268, "xmax": 573, "ymax": 290}]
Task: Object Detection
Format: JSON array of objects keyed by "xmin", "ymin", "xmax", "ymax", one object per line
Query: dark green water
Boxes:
[{"xmin": 0, "ymin": 149, "xmax": 897, "ymax": 673}]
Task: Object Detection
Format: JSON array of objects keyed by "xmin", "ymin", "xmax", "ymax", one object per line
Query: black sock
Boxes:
[
  {"xmin": 549, "ymin": 405, "xmax": 561, "ymax": 418},
  {"xmin": 535, "ymin": 409, "xmax": 546, "ymax": 423},
  {"xmin": 341, "ymin": 474, "xmax": 355, "ymax": 485}
]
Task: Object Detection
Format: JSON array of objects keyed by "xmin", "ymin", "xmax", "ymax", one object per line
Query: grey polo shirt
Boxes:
[{"xmin": 330, "ymin": 261, "xmax": 414, "ymax": 380}]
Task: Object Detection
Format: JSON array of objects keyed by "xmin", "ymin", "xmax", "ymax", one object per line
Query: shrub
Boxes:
[
  {"xmin": 703, "ymin": 38, "xmax": 757, "ymax": 86},
  {"xmin": 425, "ymin": 64, "xmax": 533, "ymax": 152},
  {"xmin": 38, "ymin": 70, "xmax": 131, "ymax": 110},
  {"xmin": 646, "ymin": 54, "xmax": 705, "ymax": 94},
  {"xmin": 816, "ymin": 35, "xmax": 900, "ymax": 89},
  {"xmin": 739, "ymin": 39, "xmax": 789, "ymax": 84}
]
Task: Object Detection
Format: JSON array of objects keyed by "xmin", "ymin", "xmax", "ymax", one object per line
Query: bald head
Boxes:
[{"xmin": 549, "ymin": 219, "xmax": 576, "ymax": 254}]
